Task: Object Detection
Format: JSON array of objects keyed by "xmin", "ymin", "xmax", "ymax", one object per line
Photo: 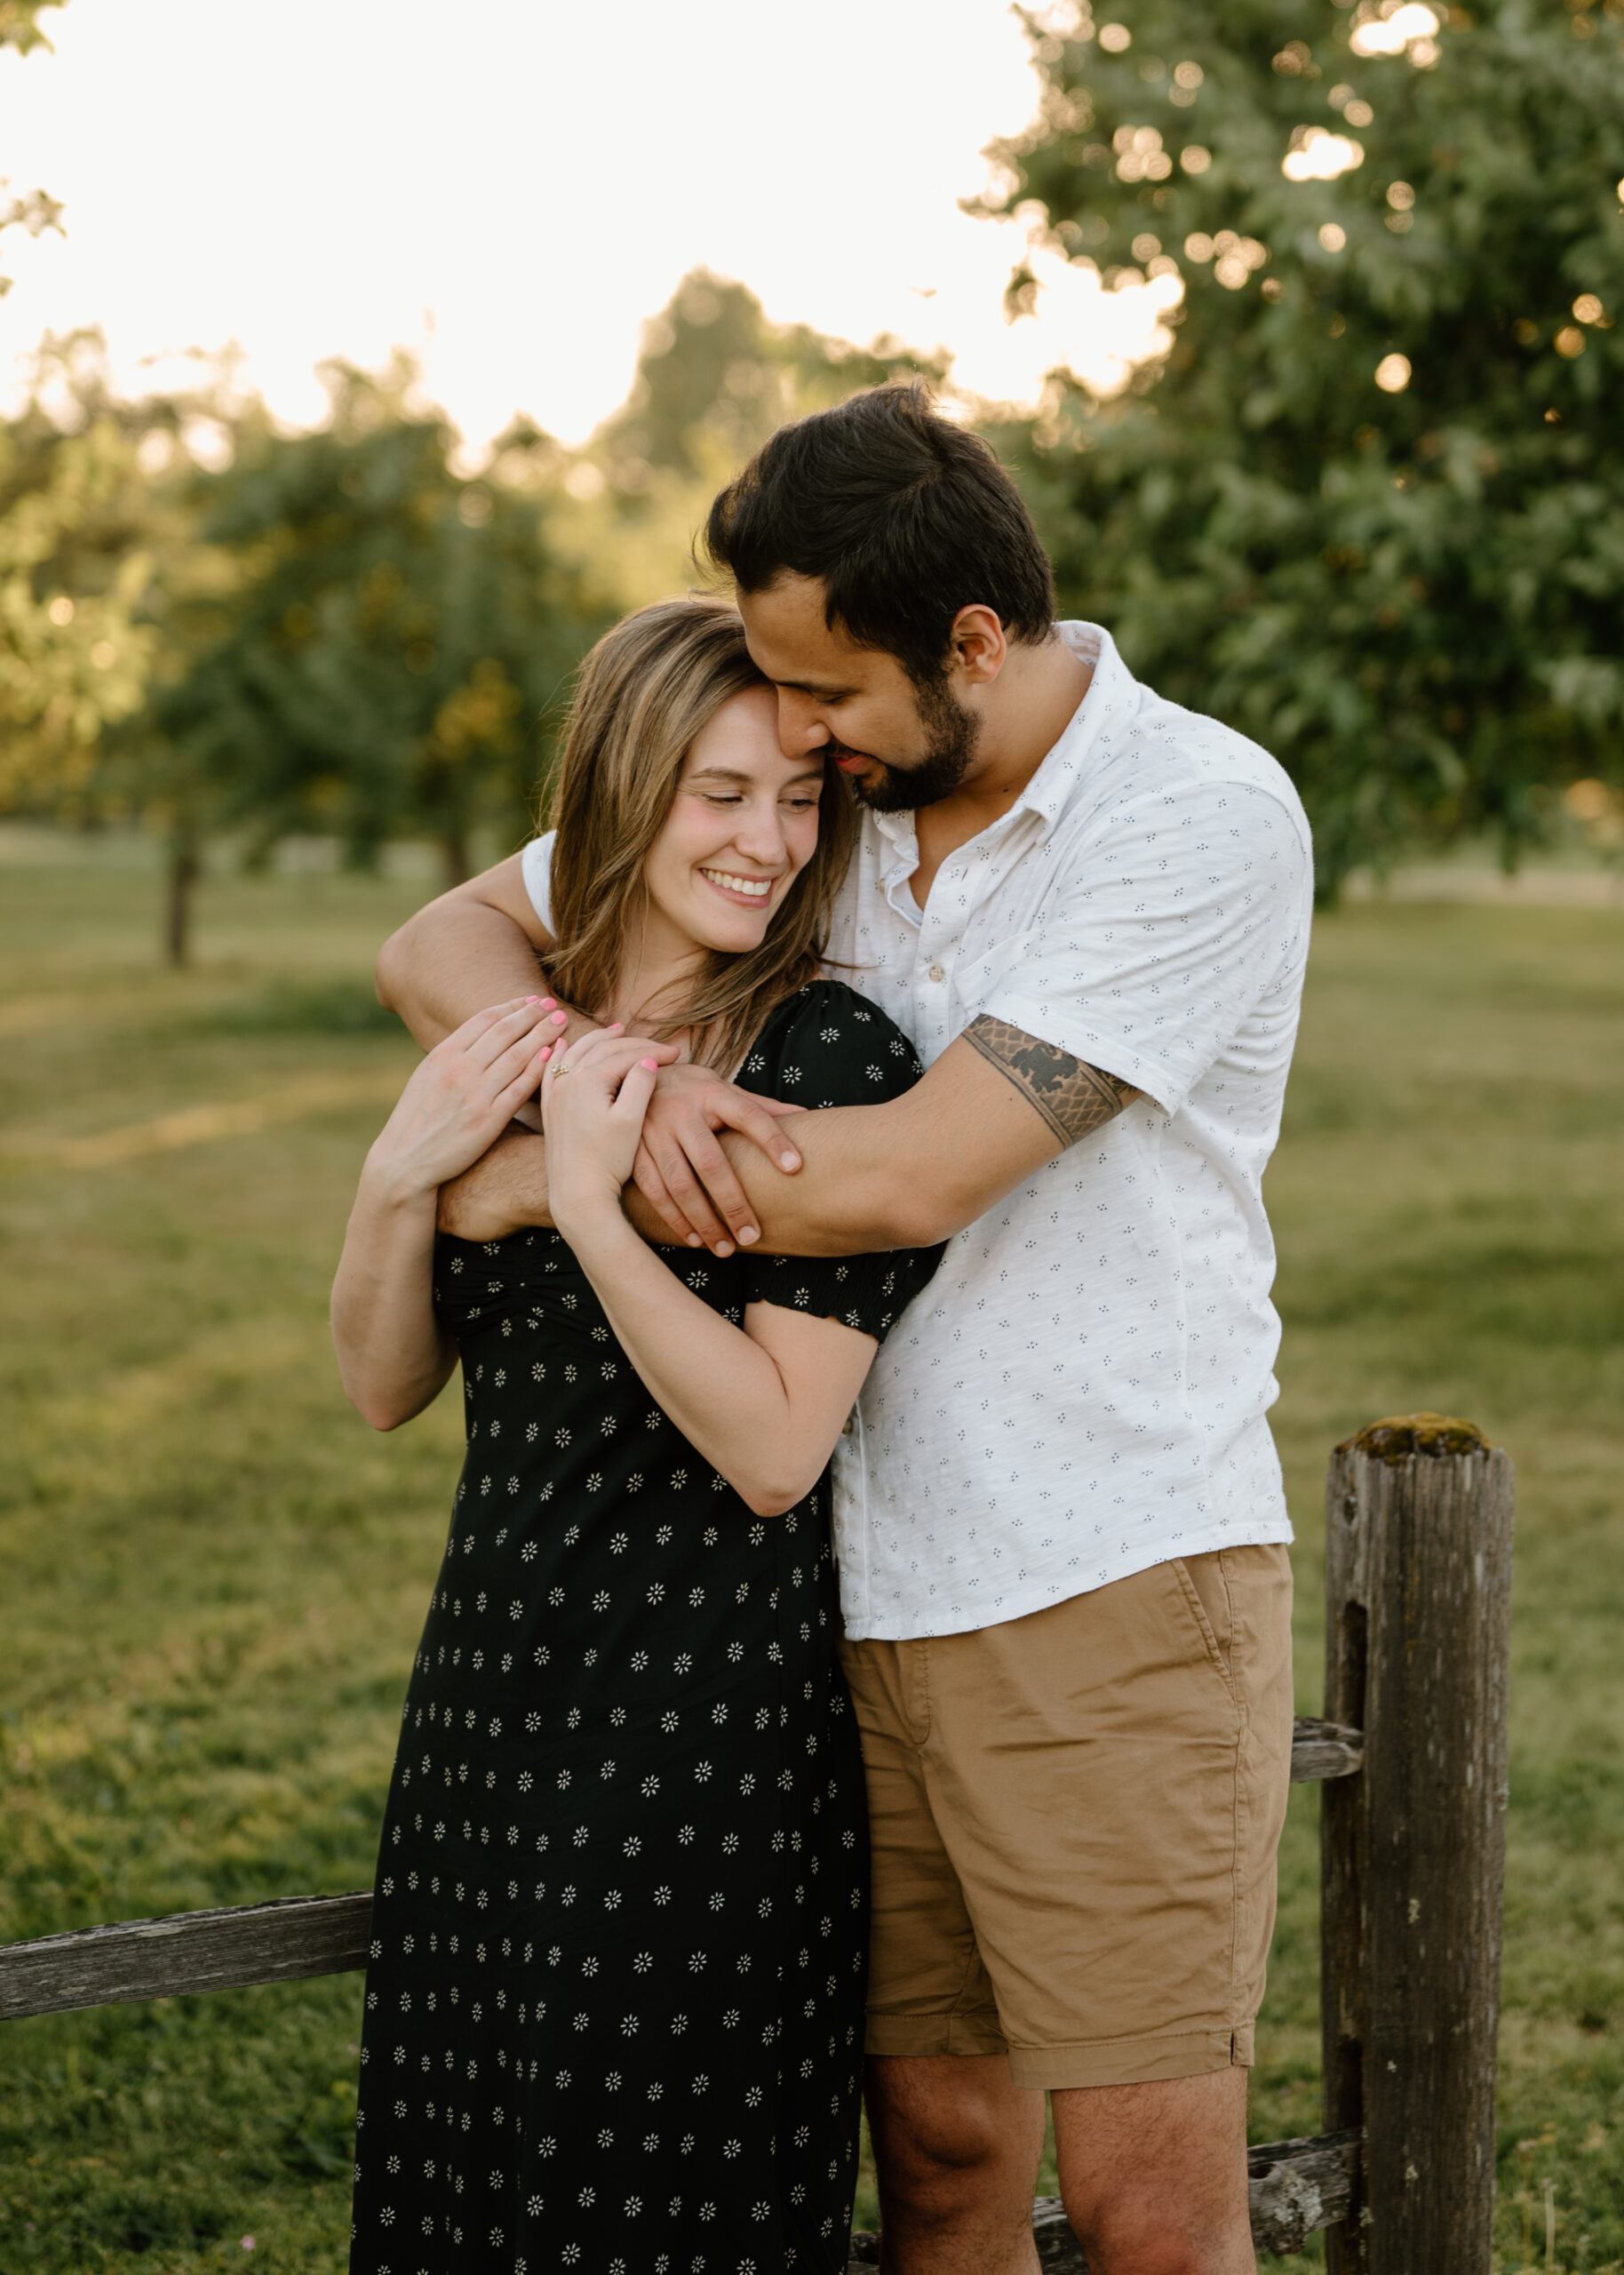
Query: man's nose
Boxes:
[{"xmin": 776, "ymin": 689, "xmax": 828, "ymax": 759}]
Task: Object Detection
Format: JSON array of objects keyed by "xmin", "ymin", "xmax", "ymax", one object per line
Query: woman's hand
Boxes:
[
  {"xmin": 364, "ymin": 996, "xmax": 565, "ymax": 1203},
  {"xmin": 540, "ymin": 1026, "xmax": 681, "ymax": 1236}
]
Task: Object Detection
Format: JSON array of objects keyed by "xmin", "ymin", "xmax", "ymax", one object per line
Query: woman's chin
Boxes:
[{"xmin": 687, "ymin": 904, "xmax": 773, "ymax": 954}]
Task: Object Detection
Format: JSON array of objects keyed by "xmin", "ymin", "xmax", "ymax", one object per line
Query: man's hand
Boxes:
[
  {"xmin": 630, "ymin": 1063, "xmax": 808, "ymax": 1257},
  {"xmin": 436, "ymin": 1130, "xmax": 552, "ymax": 1242}
]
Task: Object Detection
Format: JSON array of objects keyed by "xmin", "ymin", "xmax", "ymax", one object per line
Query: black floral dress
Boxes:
[{"xmin": 351, "ymin": 981, "xmax": 942, "ymax": 2275}]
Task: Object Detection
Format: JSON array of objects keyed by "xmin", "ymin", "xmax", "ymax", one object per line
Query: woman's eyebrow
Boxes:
[{"xmin": 688, "ymin": 764, "xmax": 825, "ymax": 786}]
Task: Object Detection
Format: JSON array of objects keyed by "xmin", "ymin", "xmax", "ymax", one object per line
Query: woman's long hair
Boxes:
[{"xmin": 544, "ymin": 596, "xmax": 856, "ymax": 1072}]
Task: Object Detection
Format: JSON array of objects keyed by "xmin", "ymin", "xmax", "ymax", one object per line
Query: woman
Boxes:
[{"xmin": 332, "ymin": 597, "xmax": 942, "ymax": 2275}]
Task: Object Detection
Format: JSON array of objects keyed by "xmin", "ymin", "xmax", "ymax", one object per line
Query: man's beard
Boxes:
[{"xmin": 837, "ymin": 675, "xmax": 981, "ymax": 814}]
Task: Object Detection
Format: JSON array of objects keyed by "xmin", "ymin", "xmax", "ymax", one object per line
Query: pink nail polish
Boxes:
[
  {"xmin": 549, "ymin": 1010, "xmax": 567, "ymax": 1026},
  {"xmin": 641, "ymin": 1057, "xmax": 658, "ymax": 1071}
]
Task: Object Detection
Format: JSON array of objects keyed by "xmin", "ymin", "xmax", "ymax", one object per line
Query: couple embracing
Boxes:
[{"xmin": 332, "ymin": 383, "xmax": 1311, "ymax": 2275}]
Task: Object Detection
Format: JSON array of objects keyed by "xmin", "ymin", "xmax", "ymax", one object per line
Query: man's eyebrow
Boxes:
[{"xmin": 772, "ymin": 676, "xmax": 856, "ymax": 699}]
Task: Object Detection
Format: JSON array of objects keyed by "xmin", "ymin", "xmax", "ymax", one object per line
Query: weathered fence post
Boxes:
[{"xmin": 1321, "ymin": 1415, "xmax": 1514, "ymax": 2273}]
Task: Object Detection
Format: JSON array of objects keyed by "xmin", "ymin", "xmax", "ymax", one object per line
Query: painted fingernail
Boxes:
[
  {"xmin": 538, "ymin": 1045, "xmax": 553, "ymax": 1062},
  {"xmin": 607, "ymin": 1022, "xmax": 625, "ymax": 1034},
  {"xmin": 549, "ymin": 1010, "xmax": 567, "ymax": 1026},
  {"xmin": 523, "ymin": 994, "xmax": 541, "ymax": 1003},
  {"xmin": 538, "ymin": 998, "xmax": 556, "ymax": 1010},
  {"xmin": 641, "ymin": 1057, "xmax": 659, "ymax": 1071}
]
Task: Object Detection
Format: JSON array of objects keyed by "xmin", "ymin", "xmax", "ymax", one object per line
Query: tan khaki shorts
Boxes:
[{"xmin": 840, "ymin": 1545, "xmax": 1294, "ymax": 2092}]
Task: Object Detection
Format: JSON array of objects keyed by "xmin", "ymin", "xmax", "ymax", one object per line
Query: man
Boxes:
[{"xmin": 376, "ymin": 382, "xmax": 1311, "ymax": 2275}]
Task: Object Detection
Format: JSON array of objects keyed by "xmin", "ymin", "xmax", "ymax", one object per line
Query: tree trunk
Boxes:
[
  {"xmin": 164, "ymin": 833, "xmax": 201, "ymax": 968},
  {"xmin": 440, "ymin": 827, "xmax": 470, "ymax": 892}
]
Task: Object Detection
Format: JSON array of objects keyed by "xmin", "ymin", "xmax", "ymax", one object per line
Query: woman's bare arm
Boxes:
[
  {"xmin": 566, "ymin": 1205, "xmax": 877, "ymax": 1516},
  {"xmin": 330, "ymin": 998, "xmax": 567, "ymax": 1428},
  {"xmin": 332, "ymin": 1179, "xmax": 458, "ymax": 1430},
  {"xmin": 541, "ymin": 1030, "xmax": 877, "ymax": 1514}
]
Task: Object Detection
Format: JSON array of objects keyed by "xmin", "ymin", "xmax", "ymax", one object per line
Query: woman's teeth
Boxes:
[{"xmin": 701, "ymin": 869, "xmax": 773, "ymax": 899}]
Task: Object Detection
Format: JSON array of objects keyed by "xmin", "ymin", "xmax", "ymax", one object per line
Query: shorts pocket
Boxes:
[{"xmin": 1170, "ymin": 1556, "xmax": 1239, "ymax": 1711}]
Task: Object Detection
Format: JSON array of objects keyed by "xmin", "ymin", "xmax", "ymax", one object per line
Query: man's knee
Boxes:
[
  {"xmin": 1065, "ymin": 2194, "xmax": 1254, "ymax": 2275},
  {"xmin": 867, "ymin": 2054, "xmax": 1042, "ymax": 2196},
  {"xmin": 1054, "ymin": 2071, "xmax": 1254, "ymax": 2275}
]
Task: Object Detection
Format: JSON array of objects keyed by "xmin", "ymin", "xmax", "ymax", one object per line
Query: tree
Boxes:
[
  {"xmin": 152, "ymin": 357, "xmax": 605, "ymax": 954},
  {"xmin": 978, "ymin": 0, "xmax": 1624, "ymax": 887},
  {"xmin": 0, "ymin": 333, "xmax": 175, "ymax": 822},
  {"xmin": 559, "ymin": 271, "xmax": 943, "ymax": 610}
]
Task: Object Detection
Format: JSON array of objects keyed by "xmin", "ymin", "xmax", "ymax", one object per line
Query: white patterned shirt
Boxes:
[{"xmin": 521, "ymin": 621, "xmax": 1312, "ymax": 1640}]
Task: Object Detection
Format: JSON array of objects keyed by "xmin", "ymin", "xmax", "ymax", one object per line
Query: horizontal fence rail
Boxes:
[{"xmin": 0, "ymin": 1719, "xmax": 1365, "ymax": 2024}]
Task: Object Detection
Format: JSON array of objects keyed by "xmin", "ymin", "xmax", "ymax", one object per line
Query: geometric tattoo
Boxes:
[{"xmin": 962, "ymin": 1014, "xmax": 1140, "ymax": 1148}]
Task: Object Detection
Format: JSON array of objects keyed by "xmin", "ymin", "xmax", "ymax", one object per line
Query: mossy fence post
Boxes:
[{"xmin": 1319, "ymin": 1417, "xmax": 1515, "ymax": 2275}]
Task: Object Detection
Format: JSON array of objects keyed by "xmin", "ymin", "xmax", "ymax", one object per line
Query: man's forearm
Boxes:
[
  {"xmin": 439, "ymin": 1128, "xmax": 713, "ymax": 1252},
  {"xmin": 685, "ymin": 1027, "xmax": 1131, "ymax": 1258},
  {"xmin": 437, "ymin": 1024, "xmax": 1130, "ymax": 1257}
]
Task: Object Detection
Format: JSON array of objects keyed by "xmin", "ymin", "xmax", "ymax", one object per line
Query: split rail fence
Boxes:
[{"xmin": 0, "ymin": 1414, "xmax": 1515, "ymax": 2272}]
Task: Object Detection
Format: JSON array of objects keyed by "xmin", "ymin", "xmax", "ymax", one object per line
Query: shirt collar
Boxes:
[
  {"xmin": 864, "ymin": 620, "xmax": 1138, "ymax": 872},
  {"xmin": 1009, "ymin": 621, "xmax": 1136, "ymax": 828}
]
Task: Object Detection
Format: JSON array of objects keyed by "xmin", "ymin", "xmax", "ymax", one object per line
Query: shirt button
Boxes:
[{"xmin": 927, "ymin": 964, "xmax": 945, "ymax": 984}]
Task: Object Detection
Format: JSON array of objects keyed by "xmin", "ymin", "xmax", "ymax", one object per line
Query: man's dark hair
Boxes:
[{"xmin": 703, "ymin": 380, "xmax": 1056, "ymax": 684}]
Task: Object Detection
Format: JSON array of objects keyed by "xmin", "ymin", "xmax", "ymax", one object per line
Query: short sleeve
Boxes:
[
  {"xmin": 736, "ymin": 982, "xmax": 944, "ymax": 1344},
  {"xmin": 979, "ymin": 779, "xmax": 1311, "ymax": 1118},
  {"xmin": 520, "ymin": 831, "xmax": 555, "ymax": 938}
]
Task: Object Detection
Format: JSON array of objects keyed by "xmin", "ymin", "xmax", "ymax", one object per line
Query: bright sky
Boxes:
[{"xmin": 0, "ymin": 0, "xmax": 1179, "ymax": 450}]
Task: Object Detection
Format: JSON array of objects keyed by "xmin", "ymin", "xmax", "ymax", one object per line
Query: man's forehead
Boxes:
[{"xmin": 738, "ymin": 575, "xmax": 888, "ymax": 686}]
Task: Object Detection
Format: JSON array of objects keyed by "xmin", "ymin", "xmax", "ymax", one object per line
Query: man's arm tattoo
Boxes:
[{"xmin": 962, "ymin": 1015, "xmax": 1140, "ymax": 1147}]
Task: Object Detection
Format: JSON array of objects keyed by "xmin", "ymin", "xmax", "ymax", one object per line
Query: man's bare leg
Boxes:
[
  {"xmin": 865, "ymin": 2054, "xmax": 1045, "ymax": 2275},
  {"xmin": 1053, "ymin": 2070, "xmax": 1254, "ymax": 2275}
]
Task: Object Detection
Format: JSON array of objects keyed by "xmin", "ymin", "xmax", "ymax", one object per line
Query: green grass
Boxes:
[{"xmin": 2, "ymin": 842, "xmax": 1621, "ymax": 2271}]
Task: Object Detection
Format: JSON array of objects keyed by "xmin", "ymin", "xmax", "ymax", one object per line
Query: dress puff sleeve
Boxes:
[{"xmin": 733, "ymin": 980, "xmax": 945, "ymax": 1344}]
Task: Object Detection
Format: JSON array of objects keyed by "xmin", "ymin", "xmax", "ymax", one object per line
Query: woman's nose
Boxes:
[{"xmin": 733, "ymin": 800, "xmax": 789, "ymax": 866}]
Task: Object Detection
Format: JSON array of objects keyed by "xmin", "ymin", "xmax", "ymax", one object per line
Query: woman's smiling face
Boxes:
[{"xmin": 641, "ymin": 684, "xmax": 826, "ymax": 962}]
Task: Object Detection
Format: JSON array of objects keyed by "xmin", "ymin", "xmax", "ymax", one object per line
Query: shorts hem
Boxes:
[
  {"xmin": 865, "ymin": 2010, "xmax": 1009, "ymax": 2058},
  {"xmin": 1007, "ymin": 2024, "xmax": 1255, "ymax": 2091}
]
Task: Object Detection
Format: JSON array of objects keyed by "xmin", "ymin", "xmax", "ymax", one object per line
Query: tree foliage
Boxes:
[
  {"xmin": 153, "ymin": 358, "xmax": 605, "ymax": 891},
  {"xmin": 0, "ymin": 335, "xmax": 185, "ymax": 817},
  {"xmin": 560, "ymin": 270, "xmax": 942, "ymax": 609},
  {"xmin": 983, "ymin": 0, "xmax": 1624, "ymax": 885}
]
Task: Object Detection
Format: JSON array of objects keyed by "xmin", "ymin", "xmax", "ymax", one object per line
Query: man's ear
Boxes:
[{"xmin": 948, "ymin": 604, "xmax": 1008, "ymax": 687}]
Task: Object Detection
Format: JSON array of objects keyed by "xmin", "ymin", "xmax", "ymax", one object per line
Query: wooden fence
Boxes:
[{"xmin": 0, "ymin": 1415, "xmax": 1514, "ymax": 2272}]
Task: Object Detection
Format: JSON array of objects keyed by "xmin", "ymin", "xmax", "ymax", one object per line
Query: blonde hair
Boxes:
[{"xmin": 544, "ymin": 596, "xmax": 855, "ymax": 1072}]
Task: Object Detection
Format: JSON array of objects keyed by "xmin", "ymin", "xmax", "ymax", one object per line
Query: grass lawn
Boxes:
[{"xmin": 1, "ymin": 839, "xmax": 1620, "ymax": 2271}]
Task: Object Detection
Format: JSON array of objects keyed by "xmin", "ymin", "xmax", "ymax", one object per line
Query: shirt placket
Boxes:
[{"xmin": 912, "ymin": 815, "xmax": 1039, "ymax": 1061}]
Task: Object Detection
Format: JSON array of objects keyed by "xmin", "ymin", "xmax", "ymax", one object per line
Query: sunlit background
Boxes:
[{"xmin": 0, "ymin": 0, "xmax": 1182, "ymax": 442}]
